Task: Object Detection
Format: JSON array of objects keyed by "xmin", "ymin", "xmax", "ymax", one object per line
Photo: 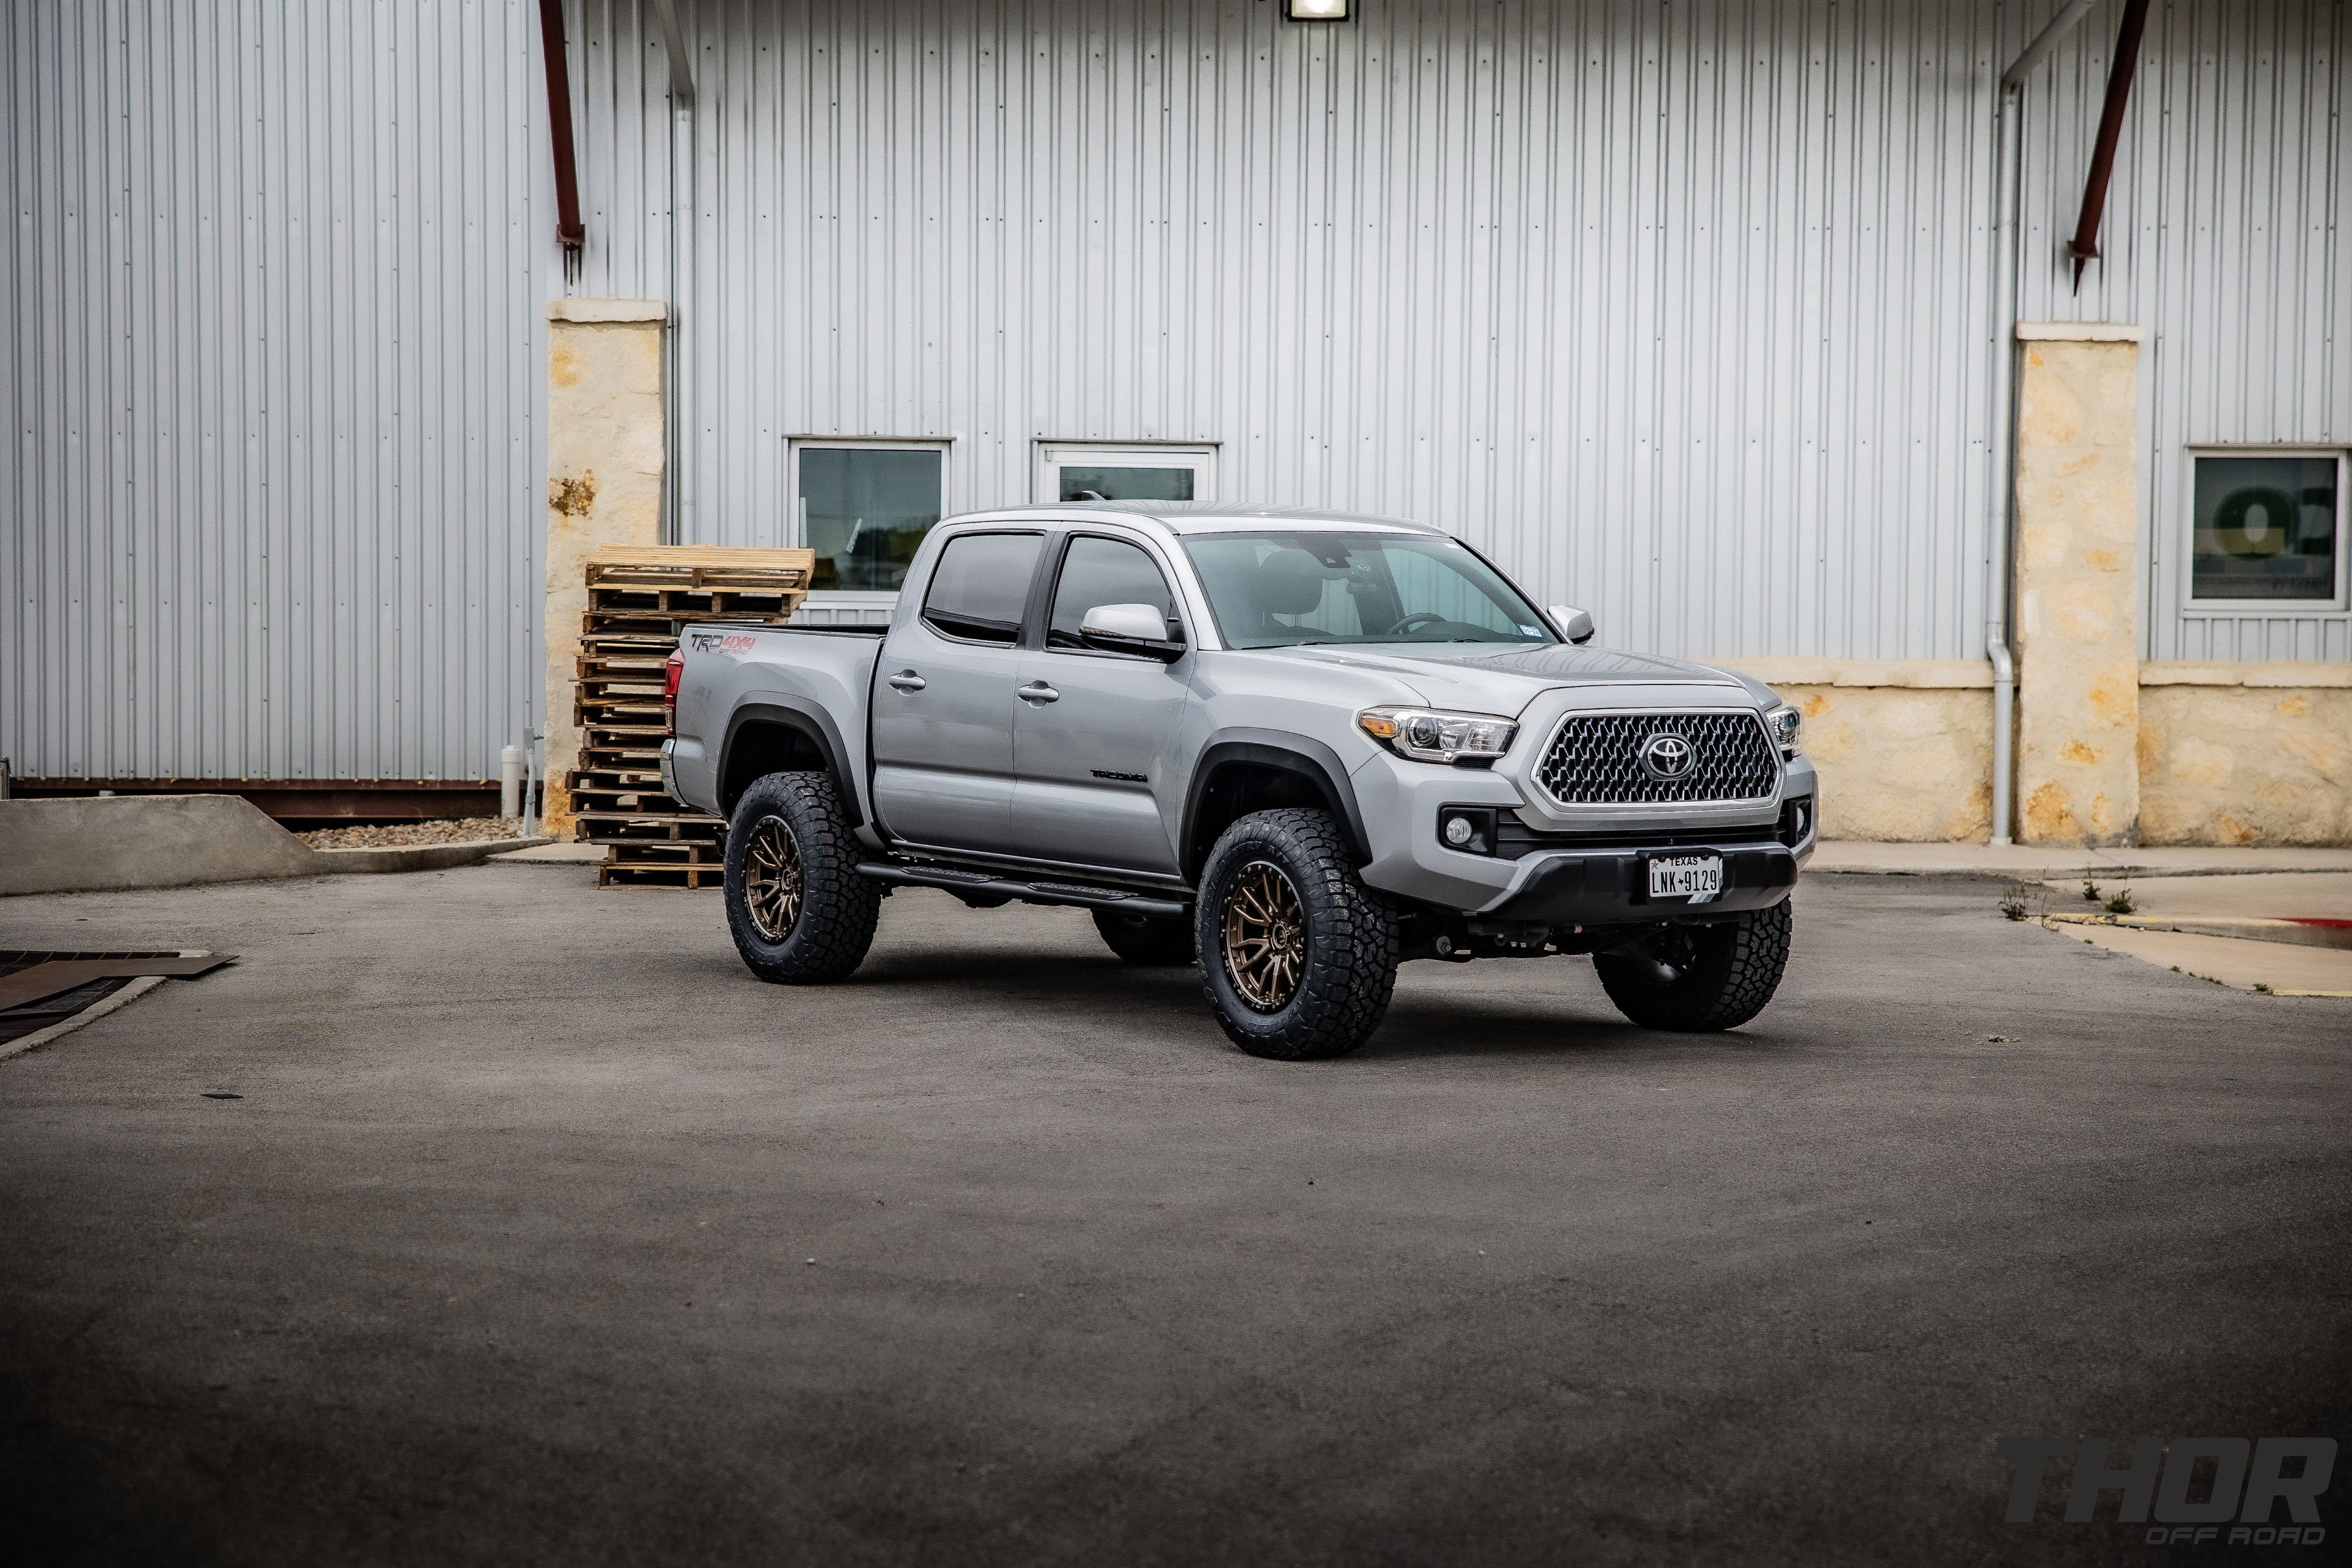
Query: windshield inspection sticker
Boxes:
[{"xmin": 1517, "ymin": 624, "xmax": 1544, "ymax": 637}]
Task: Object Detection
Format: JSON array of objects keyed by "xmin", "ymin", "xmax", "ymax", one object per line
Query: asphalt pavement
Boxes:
[{"xmin": 3, "ymin": 863, "xmax": 2347, "ymax": 1566}]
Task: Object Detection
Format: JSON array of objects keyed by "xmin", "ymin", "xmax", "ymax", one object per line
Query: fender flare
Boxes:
[
  {"xmin": 1179, "ymin": 733, "xmax": 1373, "ymax": 877},
  {"xmin": 719, "ymin": 700, "xmax": 864, "ymax": 826}
]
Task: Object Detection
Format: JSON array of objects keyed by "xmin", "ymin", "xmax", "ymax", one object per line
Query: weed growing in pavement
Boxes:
[
  {"xmin": 2254, "ymin": 982, "xmax": 2273, "ymax": 994},
  {"xmin": 2104, "ymin": 887, "xmax": 2136, "ymax": 915},
  {"xmin": 1999, "ymin": 884, "xmax": 2034, "ymax": 921},
  {"xmin": 2082, "ymin": 879, "xmax": 2102, "ymax": 901}
]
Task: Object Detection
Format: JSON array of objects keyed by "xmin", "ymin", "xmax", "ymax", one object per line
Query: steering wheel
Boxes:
[{"xmin": 1384, "ymin": 611, "xmax": 1452, "ymax": 637}]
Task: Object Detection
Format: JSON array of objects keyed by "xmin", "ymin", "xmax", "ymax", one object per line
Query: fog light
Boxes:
[{"xmin": 1443, "ymin": 814, "xmax": 1474, "ymax": 847}]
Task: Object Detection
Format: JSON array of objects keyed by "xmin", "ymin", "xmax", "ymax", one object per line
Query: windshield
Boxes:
[{"xmin": 1182, "ymin": 531, "xmax": 1556, "ymax": 650}]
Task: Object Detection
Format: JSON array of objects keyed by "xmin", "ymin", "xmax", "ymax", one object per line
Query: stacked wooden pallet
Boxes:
[{"xmin": 570, "ymin": 546, "xmax": 814, "ymax": 889}]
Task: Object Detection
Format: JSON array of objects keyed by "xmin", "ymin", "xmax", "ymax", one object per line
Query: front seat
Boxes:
[{"xmin": 1238, "ymin": 549, "xmax": 1329, "ymax": 637}]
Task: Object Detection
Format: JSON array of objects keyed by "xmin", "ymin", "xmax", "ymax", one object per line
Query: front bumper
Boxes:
[
  {"xmin": 1482, "ymin": 843, "xmax": 1799, "ymax": 924},
  {"xmin": 1349, "ymin": 728, "xmax": 1818, "ymax": 921}
]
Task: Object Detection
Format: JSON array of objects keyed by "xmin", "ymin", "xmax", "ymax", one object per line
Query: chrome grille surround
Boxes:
[{"xmin": 1532, "ymin": 708, "xmax": 1781, "ymax": 808}]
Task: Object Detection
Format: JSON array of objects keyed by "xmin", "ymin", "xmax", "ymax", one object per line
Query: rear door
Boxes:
[
  {"xmin": 1008, "ymin": 531, "xmax": 1193, "ymax": 874},
  {"xmin": 868, "ymin": 529, "xmax": 1046, "ymax": 852}
]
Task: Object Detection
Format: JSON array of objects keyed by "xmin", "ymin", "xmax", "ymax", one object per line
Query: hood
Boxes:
[{"xmin": 1272, "ymin": 642, "xmax": 1750, "ymax": 714}]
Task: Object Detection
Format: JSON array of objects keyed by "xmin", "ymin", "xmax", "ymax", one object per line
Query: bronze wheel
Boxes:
[
  {"xmin": 724, "ymin": 772, "xmax": 880, "ymax": 985},
  {"xmin": 743, "ymin": 816, "xmax": 804, "ymax": 941},
  {"xmin": 1222, "ymin": 860, "xmax": 1306, "ymax": 1011}
]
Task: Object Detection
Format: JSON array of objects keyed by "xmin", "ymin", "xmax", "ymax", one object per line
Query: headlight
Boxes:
[
  {"xmin": 1358, "ymin": 706, "xmax": 1518, "ymax": 764},
  {"xmin": 1763, "ymin": 703, "xmax": 1802, "ymax": 757}
]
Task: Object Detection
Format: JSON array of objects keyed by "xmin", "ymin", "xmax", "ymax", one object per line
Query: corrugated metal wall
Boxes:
[
  {"xmin": 6, "ymin": 2, "xmax": 2343, "ymax": 781},
  {"xmin": 562, "ymin": 0, "xmax": 2347, "ymax": 667},
  {"xmin": 1, "ymin": 0, "xmax": 546, "ymax": 782},
  {"xmin": 571, "ymin": 0, "xmax": 2020, "ymax": 663},
  {"xmin": 2013, "ymin": 0, "xmax": 2350, "ymax": 661}
]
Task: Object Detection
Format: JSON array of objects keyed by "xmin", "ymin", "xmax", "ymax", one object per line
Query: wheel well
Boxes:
[
  {"xmin": 719, "ymin": 719, "xmax": 832, "ymax": 816},
  {"xmin": 1185, "ymin": 760, "xmax": 1358, "ymax": 878}
]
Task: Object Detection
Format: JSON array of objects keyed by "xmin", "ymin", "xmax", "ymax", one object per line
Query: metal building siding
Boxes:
[
  {"xmin": 574, "ymin": 0, "xmax": 2347, "ymax": 666},
  {"xmin": 2012, "ymin": 0, "xmax": 2350, "ymax": 661},
  {"xmin": 7, "ymin": 4, "xmax": 2343, "ymax": 784},
  {"xmin": 561, "ymin": 0, "xmax": 2053, "ymax": 663},
  {"xmin": 1, "ymin": 0, "xmax": 547, "ymax": 783}
]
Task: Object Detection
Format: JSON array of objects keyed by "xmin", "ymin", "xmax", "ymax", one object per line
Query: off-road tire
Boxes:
[
  {"xmin": 1093, "ymin": 908, "xmax": 1197, "ymax": 965},
  {"xmin": 1593, "ymin": 900, "xmax": 1792, "ymax": 1031},
  {"xmin": 723, "ymin": 771, "xmax": 881, "ymax": 984},
  {"xmin": 1194, "ymin": 808, "xmax": 1398, "ymax": 1061}
]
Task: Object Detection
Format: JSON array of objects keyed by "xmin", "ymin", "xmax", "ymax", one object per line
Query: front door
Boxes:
[
  {"xmin": 868, "ymin": 530, "xmax": 1045, "ymax": 853},
  {"xmin": 1009, "ymin": 533, "xmax": 1193, "ymax": 874}
]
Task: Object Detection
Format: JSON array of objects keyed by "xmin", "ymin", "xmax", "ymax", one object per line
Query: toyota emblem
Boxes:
[{"xmin": 1640, "ymin": 732, "xmax": 1694, "ymax": 780}]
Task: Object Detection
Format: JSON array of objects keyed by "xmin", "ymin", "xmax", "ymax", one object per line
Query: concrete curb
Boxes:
[
  {"xmin": 312, "ymin": 836, "xmax": 555, "ymax": 875},
  {"xmin": 2047, "ymin": 912, "xmax": 2352, "ymax": 951},
  {"xmin": 0, "ymin": 796, "xmax": 553, "ymax": 896},
  {"xmin": 1806, "ymin": 841, "xmax": 2352, "ymax": 880}
]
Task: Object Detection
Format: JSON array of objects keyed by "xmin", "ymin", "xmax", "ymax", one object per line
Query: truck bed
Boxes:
[{"xmin": 666, "ymin": 621, "xmax": 888, "ymax": 822}]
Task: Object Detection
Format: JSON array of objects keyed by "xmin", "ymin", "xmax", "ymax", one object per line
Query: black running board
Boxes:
[{"xmin": 855, "ymin": 861, "xmax": 1189, "ymax": 920}]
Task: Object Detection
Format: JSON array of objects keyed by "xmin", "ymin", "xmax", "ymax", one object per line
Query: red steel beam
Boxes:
[
  {"xmin": 537, "ymin": 0, "xmax": 586, "ymax": 250},
  {"xmin": 2067, "ymin": 0, "xmax": 2151, "ymax": 287}
]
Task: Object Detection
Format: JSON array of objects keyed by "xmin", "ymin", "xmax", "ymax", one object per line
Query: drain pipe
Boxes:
[
  {"xmin": 1987, "ymin": 75, "xmax": 2023, "ymax": 844},
  {"xmin": 1987, "ymin": 0, "xmax": 2101, "ymax": 845}
]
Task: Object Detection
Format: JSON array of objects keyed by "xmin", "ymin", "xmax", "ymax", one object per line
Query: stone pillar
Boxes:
[
  {"xmin": 544, "ymin": 299, "xmax": 667, "ymax": 837},
  {"xmin": 2012, "ymin": 322, "xmax": 2142, "ymax": 847}
]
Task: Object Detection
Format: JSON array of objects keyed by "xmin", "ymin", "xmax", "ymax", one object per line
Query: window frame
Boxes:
[
  {"xmin": 1032, "ymin": 442, "xmax": 1218, "ymax": 506},
  {"xmin": 1040, "ymin": 530, "xmax": 1189, "ymax": 659},
  {"xmin": 786, "ymin": 436, "xmax": 952, "ymax": 606},
  {"xmin": 2179, "ymin": 445, "xmax": 2350, "ymax": 614},
  {"xmin": 916, "ymin": 527, "xmax": 1050, "ymax": 647}
]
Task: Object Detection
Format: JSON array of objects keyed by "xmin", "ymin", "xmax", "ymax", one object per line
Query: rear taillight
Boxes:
[{"xmin": 663, "ymin": 648, "xmax": 685, "ymax": 737}]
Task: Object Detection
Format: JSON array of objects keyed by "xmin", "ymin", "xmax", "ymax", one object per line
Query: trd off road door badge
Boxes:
[{"xmin": 1639, "ymin": 731, "xmax": 1693, "ymax": 781}]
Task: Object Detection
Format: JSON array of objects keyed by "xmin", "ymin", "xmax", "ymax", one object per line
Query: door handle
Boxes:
[
  {"xmin": 1017, "ymin": 680, "xmax": 1060, "ymax": 704},
  {"xmin": 887, "ymin": 670, "xmax": 926, "ymax": 692}
]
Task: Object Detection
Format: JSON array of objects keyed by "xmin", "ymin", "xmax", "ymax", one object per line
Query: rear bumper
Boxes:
[{"xmin": 1481, "ymin": 844, "xmax": 1799, "ymax": 925}]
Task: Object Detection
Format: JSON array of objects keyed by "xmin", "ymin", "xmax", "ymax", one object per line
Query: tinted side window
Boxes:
[
  {"xmin": 1047, "ymin": 536, "xmax": 1177, "ymax": 648},
  {"xmin": 921, "ymin": 533, "xmax": 1043, "ymax": 644}
]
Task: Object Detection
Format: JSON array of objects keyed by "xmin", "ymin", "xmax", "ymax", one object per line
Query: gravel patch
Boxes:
[{"xmin": 298, "ymin": 817, "xmax": 523, "ymax": 850}]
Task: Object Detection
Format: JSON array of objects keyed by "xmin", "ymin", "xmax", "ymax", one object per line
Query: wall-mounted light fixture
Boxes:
[{"xmin": 1284, "ymin": 0, "xmax": 1352, "ymax": 20}]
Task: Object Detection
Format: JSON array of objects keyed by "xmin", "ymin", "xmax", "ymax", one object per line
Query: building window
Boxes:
[
  {"xmin": 1034, "ymin": 443, "xmax": 1216, "ymax": 505},
  {"xmin": 793, "ymin": 442, "xmax": 947, "ymax": 592},
  {"xmin": 2189, "ymin": 452, "xmax": 2344, "ymax": 605}
]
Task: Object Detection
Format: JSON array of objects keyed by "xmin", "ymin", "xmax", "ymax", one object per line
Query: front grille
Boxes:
[{"xmin": 1534, "ymin": 710, "xmax": 1779, "ymax": 806}]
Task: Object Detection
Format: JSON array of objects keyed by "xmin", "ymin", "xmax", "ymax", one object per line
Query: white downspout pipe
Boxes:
[
  {"xmin": 1987, "ymin": 80, "xmax": 2023, "ymax": 844},
  {"xmin": 1987, "ymin": 0, "xmax": 2102, "ymax": 845}
]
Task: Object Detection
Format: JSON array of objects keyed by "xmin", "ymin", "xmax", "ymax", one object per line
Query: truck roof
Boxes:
[{"xmin": 950, "ymin": 502, "xmax": 1448, "ymax": 537}]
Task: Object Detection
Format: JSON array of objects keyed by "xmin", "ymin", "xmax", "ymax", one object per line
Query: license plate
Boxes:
[{"xmin": 1648, "ymin": 854, "xmax": 1723, "ymax": 901}]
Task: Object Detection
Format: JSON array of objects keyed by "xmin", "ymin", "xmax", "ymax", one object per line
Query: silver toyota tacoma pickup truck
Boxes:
[{"xmin": 663, "ymin": 504, "xmax": 1816, "ymax": 1059}]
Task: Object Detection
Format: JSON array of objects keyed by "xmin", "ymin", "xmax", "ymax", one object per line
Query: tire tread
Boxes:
[{"xmin": 724, "ymin": 772, "xmax": 881, "ymax": 985}]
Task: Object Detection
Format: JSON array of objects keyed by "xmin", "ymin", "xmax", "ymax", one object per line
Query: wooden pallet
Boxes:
[
  {"xmin": 598, "ymin": 858, "xmax": 726, "ymax": 890},
  {"xmin": 570, "ymin": 547, "xmax": 816, "ymax": 891}
]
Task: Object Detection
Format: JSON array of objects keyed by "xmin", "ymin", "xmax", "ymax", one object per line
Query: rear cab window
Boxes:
[{"xmin": 920, "ymin": 532, "xmax": 1044, "ymax": 644}]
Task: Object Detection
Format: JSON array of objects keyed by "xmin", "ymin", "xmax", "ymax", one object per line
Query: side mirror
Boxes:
[
  {"xmin": 1079, "ymin": 603, "xmax": 1186, "ymax": 662},
  {"xmin": 1550, "ymin": 604, "xmax": 1596, "ymax": 646}
]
